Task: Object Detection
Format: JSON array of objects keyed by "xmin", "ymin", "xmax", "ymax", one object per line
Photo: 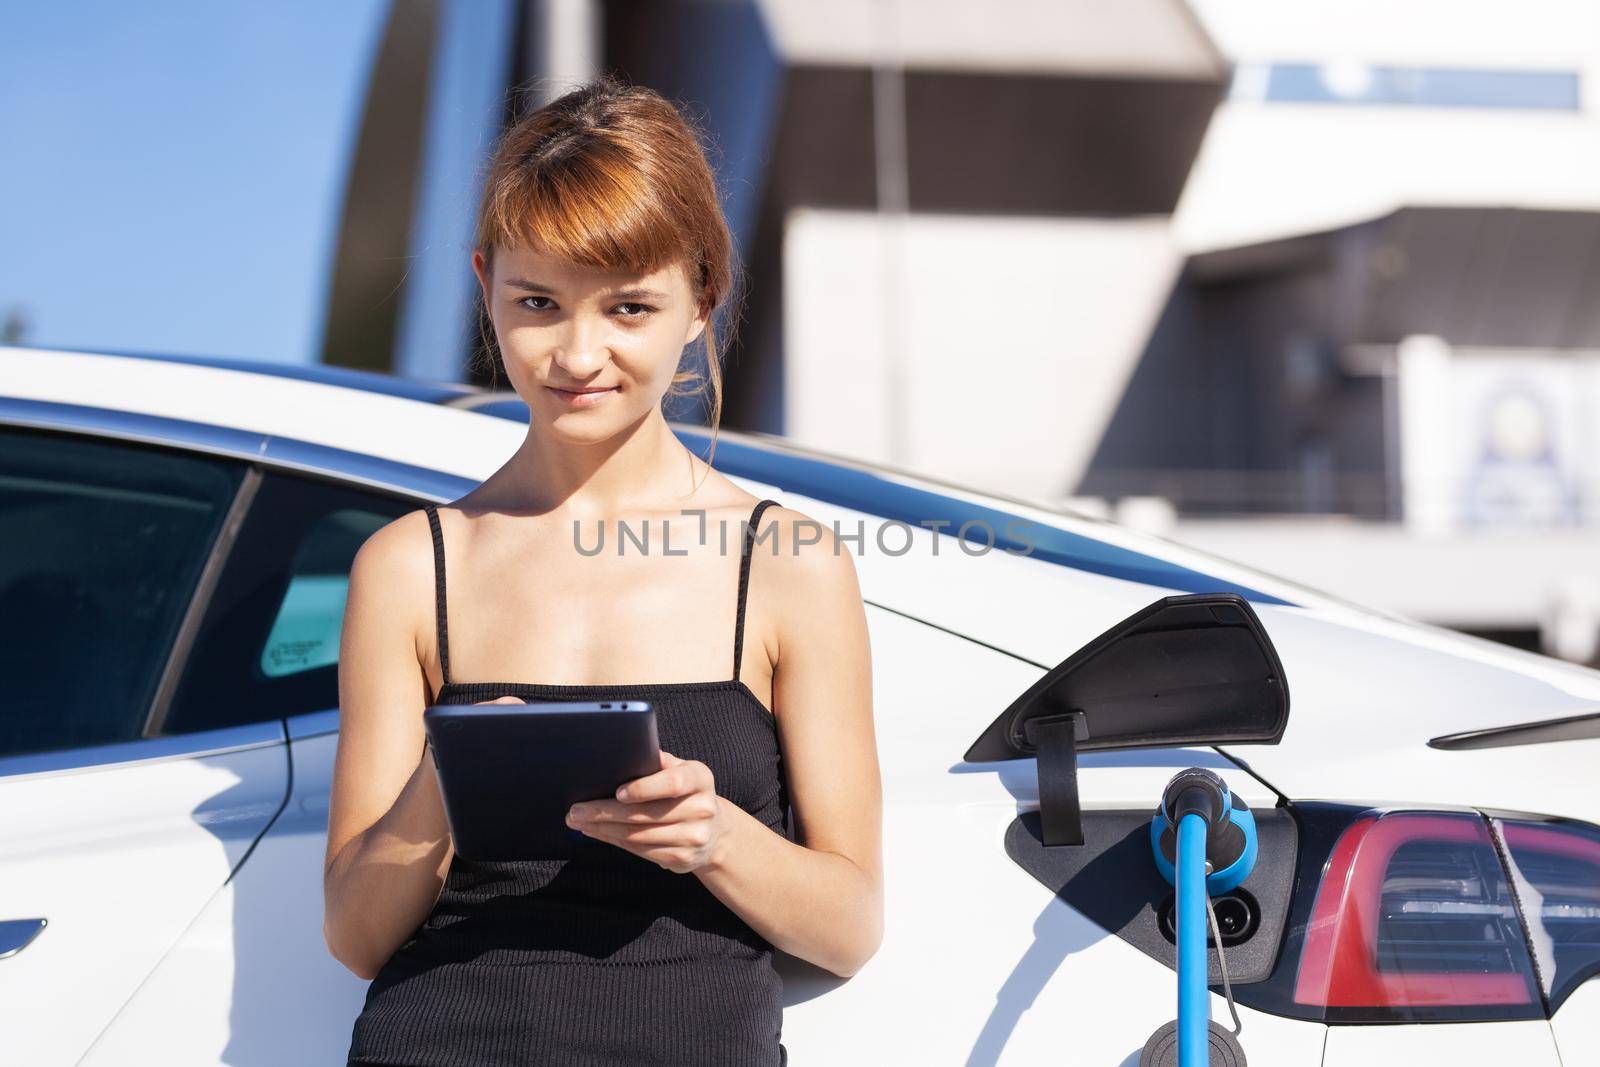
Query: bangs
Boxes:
[{"xmin": 480, "ymin": 140, "xmax": 688, "ymax": 278}]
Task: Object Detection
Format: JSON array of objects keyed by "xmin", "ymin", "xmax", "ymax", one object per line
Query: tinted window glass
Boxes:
[
  {"xmin": 161, "ymin": 473, "xmax": 415, "ymax": 734},
  {"xmin": 0, "ymin": 426, "xmax": 244, "ymax": 757}
]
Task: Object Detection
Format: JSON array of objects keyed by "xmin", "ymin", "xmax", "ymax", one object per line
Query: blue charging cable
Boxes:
[{"xmin": 1140, "ymin": 768, "xmax": 1255, "ymax": 1067}]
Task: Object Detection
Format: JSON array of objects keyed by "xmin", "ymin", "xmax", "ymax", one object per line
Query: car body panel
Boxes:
[
  {"xmin": 1551, "ymin": 980, "xmax": 1600, "ymax": 1065},
  {"xmin": 0, "ymin": 726, "xmax": 287, "ymax": 1066},
  {"xmin": 78, "ymin": 710, "xmax": 365, "ymax": 1067},
  {"xmin": 754, "ymin": 480, "xmax": 1600, "ymax": 824},
  {"xmin": 1, "ymin": 347, "xmax": 515, "ymax": 484},
  {"xmin": 1322, "ymin": 1019, "xmax": 1561, "ymax": 1066},
  {"xmin": 1210, "ymin": 605, "xmax": 1600, "ymax": 822}
]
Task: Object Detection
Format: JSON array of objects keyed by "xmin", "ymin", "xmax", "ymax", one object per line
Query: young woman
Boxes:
[{"xmin": 323, "ymin": 77, "xmax": 882, "ymax": 1066}]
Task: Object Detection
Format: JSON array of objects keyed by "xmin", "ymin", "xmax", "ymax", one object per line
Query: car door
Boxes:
[
  {"xmin": 0, "ymin": 424, "xmax": 290, "ymax": 1067},
  {"xmin": 78, "ymin": 468, "xmax": 418, "ymax": 1066}
]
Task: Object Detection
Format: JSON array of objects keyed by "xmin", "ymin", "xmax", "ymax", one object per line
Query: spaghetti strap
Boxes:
[
  {"xmin": 732, "ymin": 498, "xmax": 779, "ymax": 682},
  {"xmin": 424, "ymin": 504, "xmax": 452, "ymax": 687}
]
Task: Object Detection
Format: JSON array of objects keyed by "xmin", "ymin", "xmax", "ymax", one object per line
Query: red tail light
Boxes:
[{"xmin": 1292, "ymin": 812, "xmax": 1540, "ymax": 1011}]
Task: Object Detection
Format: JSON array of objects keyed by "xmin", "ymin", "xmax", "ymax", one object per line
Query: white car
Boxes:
[{"xmin": 2, "ymin": 345, "xmax": 1597, "ymax": 1067}]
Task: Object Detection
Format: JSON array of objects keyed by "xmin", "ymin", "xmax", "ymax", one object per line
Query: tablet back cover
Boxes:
[{"xmin": 424, "ymin": 702, "xmax": 659, "ymax": 860}]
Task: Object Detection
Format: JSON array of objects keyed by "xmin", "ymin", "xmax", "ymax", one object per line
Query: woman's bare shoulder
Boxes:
[
  {"xmin": 749, "ymin": 503, "xmax": 862, "ymax": 591},
  {"xmin": 346, "ymin": 509, "xmax": 438, "ymax": 643},
  {"xmin": 757, "ymin": 501, "xmax": 872, "ymax": 722},
  {"xmin": 353, "ymin": 507, "xmax": 437, "ymax": 584}
]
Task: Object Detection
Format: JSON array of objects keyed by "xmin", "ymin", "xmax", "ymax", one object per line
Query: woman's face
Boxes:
[{"xmin": 472, "ymin": 242, "xmax": 708, "ymax": 439}]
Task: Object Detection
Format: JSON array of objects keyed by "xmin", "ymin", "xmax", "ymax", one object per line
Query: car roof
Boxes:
[
  {"xmin": 13, "ymin": 342, "xmax": 486, "ymax": 405},
  {"xmin": 10, "ymin": 345, "xmax": 1600, "ymax": 811},
  {"xmin": 0, "ymin": 344, "xmax": 1323, "ymax": 605}
]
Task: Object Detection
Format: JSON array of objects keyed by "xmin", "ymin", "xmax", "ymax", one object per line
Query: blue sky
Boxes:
[{"xmin": 0, "ymin": 2, "xmax": 389, "ymax": 364}]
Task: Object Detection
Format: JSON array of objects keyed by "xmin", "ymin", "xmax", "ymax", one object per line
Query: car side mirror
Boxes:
[{"xmin": 964, "ymin": 592, "xmax": 1289, "ymax": 846}]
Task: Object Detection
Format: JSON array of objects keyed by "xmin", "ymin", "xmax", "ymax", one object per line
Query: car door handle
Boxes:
[{"xmin": 0, "ymin": 918, "xmax": 47, "ymax": 959}]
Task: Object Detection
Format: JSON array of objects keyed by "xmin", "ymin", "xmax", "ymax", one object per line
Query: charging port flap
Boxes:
[{"xmin": 964, "ymin": 592, "xmax": 1291, "ymax": 848}]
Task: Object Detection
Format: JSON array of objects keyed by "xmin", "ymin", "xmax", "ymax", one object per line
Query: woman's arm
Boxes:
[
  {"xmin": 322, "ymin": 513, "xmax": 455, "ymax": 981},
  {"xmin": 571, "ymin": 512, "xmax": 884, "ymax": 977}
]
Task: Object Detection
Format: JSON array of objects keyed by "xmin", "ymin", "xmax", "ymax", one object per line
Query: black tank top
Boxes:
[{"xmin": 346, "ymin": 498, "xmax": 791, "ymax": 1067}]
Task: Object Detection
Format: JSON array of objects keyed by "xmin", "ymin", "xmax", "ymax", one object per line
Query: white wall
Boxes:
[
  {"xmin": 1177, "ymin": 0, "xmax": 1600, "ymax": 251},
  {"xmin": 782, "ymin": 209, "xmax": 1181, "ymax": 498}
]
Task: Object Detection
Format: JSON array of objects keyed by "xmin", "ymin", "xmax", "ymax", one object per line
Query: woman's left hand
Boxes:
[{"xmin": 565, "ymin": 750, "xmax": 730, "ymax": 873}]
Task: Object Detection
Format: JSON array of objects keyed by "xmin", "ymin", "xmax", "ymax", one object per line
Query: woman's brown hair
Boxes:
[{"xmin": 472, "ymin": 74, "xmax": 739, "ymax": 475}]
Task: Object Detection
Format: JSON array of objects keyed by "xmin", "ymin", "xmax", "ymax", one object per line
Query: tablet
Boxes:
[{"xmin": 423, "ymin": 700, "xmax": 660, "ymax": 861}]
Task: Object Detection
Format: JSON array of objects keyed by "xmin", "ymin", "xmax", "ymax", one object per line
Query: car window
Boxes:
[
  {"xmin": 0, "ymin": 426, "xmax": 245, "ymax": 758},
  {"xmin": 159, "ymin": 472, "xmax": 415, "ymax": 735},
  {"xmin": 260, "ymin": 509, "xmax": 385, "ymax": 679}
]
